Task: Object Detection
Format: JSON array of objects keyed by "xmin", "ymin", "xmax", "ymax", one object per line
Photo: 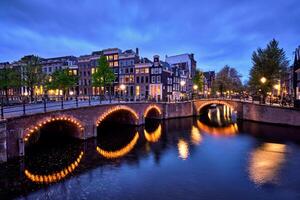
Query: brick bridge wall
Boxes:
[{"xmin": 2, "ymin": 100, "xmax": 300, "ymax": 161}]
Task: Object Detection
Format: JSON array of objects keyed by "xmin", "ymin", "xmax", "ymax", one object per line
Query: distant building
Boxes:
[
  {"xmin": 119, "ymin": 48, "xmax": 140, "ymax": 100},
  {"xmin": 293, "ymin": 46, "xmax": 300, "ymax": 107},
  {"xmin": 149, "ymin": 55, "xmax": 173, "ymax": 101},
  {"xmin": 165, "ymin": 53, "xmax": 196, "ymax": 97},
  {"xmin": 134, "ymin": 58, "xmax": 152, "ymax": 100},
  {"xmin": 40, "ymin": 56, "xmax": 78, "ymax": 95}
]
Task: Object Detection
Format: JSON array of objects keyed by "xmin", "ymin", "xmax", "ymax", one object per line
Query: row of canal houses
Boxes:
[{"xmin": 0, "ymin": 48, "xmax": 197, "ymax": 102}]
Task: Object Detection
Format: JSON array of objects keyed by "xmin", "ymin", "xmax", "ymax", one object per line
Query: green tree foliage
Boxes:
[
  {"xmin": 92, "ymin": 55, "xmax": 115, "ymax": 97},
  {"xmin": 212, "ymin": 65, "xmax": 242, "ymax": 95},
  {"xmin": 0, "ymin": 67, "xmax": 21, "ymax": 103},
  {"xmin": 46, "ymin": 69, "xmax": 78, "ymax": 97},
  {"xmin": 21, "ymin": 55, "xmax": 45, "ymax": 101},
  {"xmin": 249, "ymin": 39, "xmax": 289, "ymax": 97},
  {"xmin": 193, "ymin": 69, "xmax": 205, "ymax": 92}
]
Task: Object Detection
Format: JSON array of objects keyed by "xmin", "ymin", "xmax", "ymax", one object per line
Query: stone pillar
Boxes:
[
  {"xmin": 83, "ymin": 123, "xmax": 97, "ymax": 139},
  {"xmin": 0, "ymin": 120, "xmax": 7, "ymax": 163},
  {"xmin": 18, "ymin": 129, "xmax": 25, "ymax": 157}
]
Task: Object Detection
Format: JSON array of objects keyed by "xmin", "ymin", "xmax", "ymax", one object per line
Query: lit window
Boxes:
[
  {"xmin": 114, "ymin": 61, "xmax": 118, "ymax": 67},
  {"xmin": 136, "ymin": 69, "xmax": 140, "ymax": 74},
  {"xmin": 145, "ymin": 68, "xmax": 149, "ymax": 73},
  {"xmin": 114, "ymin": 55, "xmax": 118, "ymax": 60}
]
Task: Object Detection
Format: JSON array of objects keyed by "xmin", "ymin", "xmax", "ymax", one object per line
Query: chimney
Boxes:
[{"xmin": 136, "ymin": 48, "xmax": 139, "ymax": 56}]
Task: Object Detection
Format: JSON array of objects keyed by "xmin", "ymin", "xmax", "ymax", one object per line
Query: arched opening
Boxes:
[
  {"xmin": 144, "ymin": 105, "xmax": 162, "ymax": 120},
  {"xmin": 198, "ymin": 103, "xmax": 236, "ymax": 128},
  {"xmin": 96, "ymin": 107, "xmax": 140, "ymax": 159},
  {"xmin": 23, "ymin": 117, "xmax": 85, "ymax": 184},
  {"xmin": 96, "ymin": 106, "xmax": 139, "ymax": 127}
]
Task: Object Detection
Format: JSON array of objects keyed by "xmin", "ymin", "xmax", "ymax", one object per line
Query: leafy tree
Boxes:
[
  {"xmin": 249, "ymin": 39, "xmax": 289, "ymax": 100},
  {"xmin": 193, "ymin": 69, "xmax": 205, "ymax": 92},
  {"xmin": 92, "ymin": 55, "xmax": 115, "ymax": 100},
  {"xmin": 46, "ymin": 69, "xmax": 78, "ymax": 98},
  {"xmin": 212, "ymin": 65, "xmax": 242, "ymax": 96},
  {"xmin": 21, "ymin": 55, "xmax": 45, "ymax": 101},
  {"xmin": 0, "ymin": 67, "xmax": 21, "ymax": 103}
]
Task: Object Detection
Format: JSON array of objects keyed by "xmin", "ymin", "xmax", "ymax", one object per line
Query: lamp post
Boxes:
[
  {"xmin": 259, "ymin": 77, "xmax": 267, "ymax": 104},
  {"xmin": 193, "ymin": 84, "xmax": 198, "ymax": 100},
  {"xmin": 180, "ymin": 80, "xmax": 186, "ymax": 101}
]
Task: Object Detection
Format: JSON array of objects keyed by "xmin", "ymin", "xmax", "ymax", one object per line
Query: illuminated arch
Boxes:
[
  {"xmin": 197, "ymin": 100, "xmax": 235, "ymax": 114},
  {"xmin": 24, "ymin": 115, "xmax": 84, "ymax": 142},
  {"xmin": 96, "ymin": 132, "xmax": 139, "ymax": 159},
  {"xmin": 144, "ymin": 105, "xmax": 162, "ymax": 118},
  {"xmin": 196, "ymin": 120, "xmax": 238, "ymax": 137},
  {"xmin": 144, "ymin": 124, "xmax": 162, "ymax": 143},
  {"xmin": 96, "ymin": 105, "xmax": 139, "ymax": 126},
  {"xmin": 24, "ymin": 151, "xmax": 84, "ymax": 184}
]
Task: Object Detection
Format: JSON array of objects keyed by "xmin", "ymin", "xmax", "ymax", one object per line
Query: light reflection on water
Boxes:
[{"xmin": 1, "ymin": 105, "xmax": 300, "ymax": 200}]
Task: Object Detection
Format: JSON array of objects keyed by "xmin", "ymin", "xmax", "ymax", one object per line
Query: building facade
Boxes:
[
  {"xmin": 134, "ymin": 58, "xmax": 152, "ymax": 101},
  {"xmin": 293, "ymin": 46, "xmax": 300, "ymax": 107}
]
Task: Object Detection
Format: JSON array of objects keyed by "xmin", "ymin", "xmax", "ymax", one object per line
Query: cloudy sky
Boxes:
[{"xmin": 1, "ymin": 0, "xmax": 299, "ymax": 79}]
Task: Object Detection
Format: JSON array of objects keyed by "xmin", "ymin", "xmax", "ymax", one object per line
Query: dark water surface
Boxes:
[{"xmin": 1, "ymin": 106, "xmax": 300, "ymax": 200}]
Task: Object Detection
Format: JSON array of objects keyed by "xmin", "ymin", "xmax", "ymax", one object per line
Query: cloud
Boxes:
[{"xmin": 0, "ymin": 0, "xmax": 299, "ymax": 79}]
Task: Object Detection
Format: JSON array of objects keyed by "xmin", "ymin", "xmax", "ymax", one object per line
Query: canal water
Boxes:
[{"xmin": 1, "ymin": 105, "xmax": 300, "ymax": 200}]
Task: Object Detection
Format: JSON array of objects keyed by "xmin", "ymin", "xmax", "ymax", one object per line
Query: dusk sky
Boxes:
[{"xmin": 1, "ymin": 0, "xmax": 299, "ymax": 79}]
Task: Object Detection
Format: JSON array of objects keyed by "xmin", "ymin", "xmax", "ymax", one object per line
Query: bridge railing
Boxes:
[{"xmin": 0, "ymin": 95, "xmax": 297, "ymax": 119}]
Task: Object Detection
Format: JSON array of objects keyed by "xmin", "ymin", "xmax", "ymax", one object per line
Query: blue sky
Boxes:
[{"xmin": 1, "ymin": 0, "xmax": 299, "ymax": 79}]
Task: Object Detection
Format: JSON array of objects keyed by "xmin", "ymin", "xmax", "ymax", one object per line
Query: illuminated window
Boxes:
[
  {"xmin": 145, "ymin": 68, "xmax": 149, "ymax": 73},
  {"xmin": 108, "ymin": 55, "xmax": 113, "ymax": 60},
  {"xmin": 113, "ymin": 54, "xmax": 118, "ymax": 60},
  {"xmin": 114, "ymin": 61, "xmax": 118, "ymax": 67},
  {"xmin": 136, "ymin": 69, "xmax": 140, "ymax": 74},
  {"xmin": 136, "ymin": 86, "xmax": 140, "ymax": 96},
  {"xmin": 109, "ymin": 62, "xmax": 113, "ymax": 67}
]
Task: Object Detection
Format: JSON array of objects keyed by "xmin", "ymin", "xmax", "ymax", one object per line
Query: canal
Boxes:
[{"xmin": 1, "ymin": 105, "xmax": 300, "ymax": 200}]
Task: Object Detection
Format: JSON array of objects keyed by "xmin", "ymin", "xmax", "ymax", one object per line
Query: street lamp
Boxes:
[
  {"xmin": 193, "ymin": 85, "xmax": 198, "ymax": 99},
  {"xmin": 260, "ymin": 77, "xmax": 267, "ymax": 84}
]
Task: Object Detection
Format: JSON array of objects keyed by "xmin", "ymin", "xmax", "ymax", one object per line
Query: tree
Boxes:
[
  {"xmin": 0, "ymin": 67, "xmax": 21, "ymax": 103},
  {"xmin": 92, "ymin": 55, "xmax": 115, "ymax": 100},
  {"xmin": 193, "ymin": 69, "xmax": 205, "ymax": 92},
  {"xmin": 212, "ymin": 65, "xmax": 242, "ymax": 96},
  {"xmin": 249, "ymin": 39, "xmax": 289, "ymax": 100},
  {"xmin": 21, "ymin": 55, "xmax": 45, "ymax": 101},
  {"xmin": 46, "ymin": 69, "xmax": 78, "ymax": 98}
]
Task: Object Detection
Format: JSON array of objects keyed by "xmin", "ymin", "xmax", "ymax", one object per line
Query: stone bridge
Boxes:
[{"xmin": 0, "ymin": 99, "xmax": 300, "ymax": 162}]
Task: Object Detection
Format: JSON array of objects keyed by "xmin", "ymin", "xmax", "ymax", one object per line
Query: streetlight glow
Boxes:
[
  {"xmin": 193, "ymin": 85, "xmax": 198, "ymax": 90},
  {"xmin": 120, "ymin": 84, "xmax": 126, "ymax": 91},
  {"xmin": 260, "ymin": 77, "xmax": 267, "ymax": 84},
  {"xmin": 180, "ymin": 80, "xmax": 186, "ymax": 87}
]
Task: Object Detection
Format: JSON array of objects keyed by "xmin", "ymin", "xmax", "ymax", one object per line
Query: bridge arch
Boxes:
[
  {"xmin": 144, "ymin": 105, "xmax": 162, "ymax": 119},
  {"xmin": 196, "ymin": 100, "xmax": 235, "ymax": 114},
  {"xmin": 96, "ymin": 105, "xmax": 139, "ymax": 127},
  {"xmin": 24, "ymin": 115, "xmax": 84, "ymax": 142}
]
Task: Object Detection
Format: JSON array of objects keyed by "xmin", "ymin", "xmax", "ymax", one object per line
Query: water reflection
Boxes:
[
  {"xmin": 178, "ymin": 139, "xmax": 189, "ymax": 160},
  {"xmin": 144, "ymin": 124, "xmax": 162, "ymax": 143},
  {"xmin": 96, "ymin": 132, "xmax": 139, "ymax": 159},
  {"xmin": 191, "ymin": 125, "xmax": 202, "ymax": 145},
  {"xmin": 24, "ymin": 151, "xmax": 84, "ymax": 184},
  {"xmin": 248, "ymin": 143, "xmax": 287, "ymax": 185},
  {"xmin": 2, "ymin": 110, "xmax": 300, "ymax": 199}
]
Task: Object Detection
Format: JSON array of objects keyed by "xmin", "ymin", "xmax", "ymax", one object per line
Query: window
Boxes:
[
  {"xmin": 145, "ymin": 68, "xmax": 149, "ymax": 73},
  {"xmin": 152, "ymin": 76, "xmax": 156, "ymax": 83},
  {"xmin": 145, "ymin": 76, "xmax": 148, "ymax": 83},
  {"xmin": 49, "ymin": 67, "xmax": 52, "ymax": 73},
  {"xmin": 114, "ymin": 61, "xmax": 118, "ymax": 67},
  {"xmin": 130, "ymin": 68, "xmax": 134, "ymax": 73},
  {"xmin": 157, "ymin": 76, "xmax": 161, "ymax": 83},
  {"xmin": 136, "ymin": 69, "xmax": 140, "ymax": 74},
  {"xmin": 109, "ymin": 62, "xmax": 113, "ymax": 67},
  {"xmin": 114, "ymin": 54, "xmax": 118, "ymax": 60},
  {"xmin": 125, "ymin": 68, "xmax": 129, "ymax": 73},
  {"xmin": 136, "ymin": 77, "xmax": 140, "ymax": 83},
  {"xmin": 141, "ymin": 76, "xmax": 144, "ymax": 83}
]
